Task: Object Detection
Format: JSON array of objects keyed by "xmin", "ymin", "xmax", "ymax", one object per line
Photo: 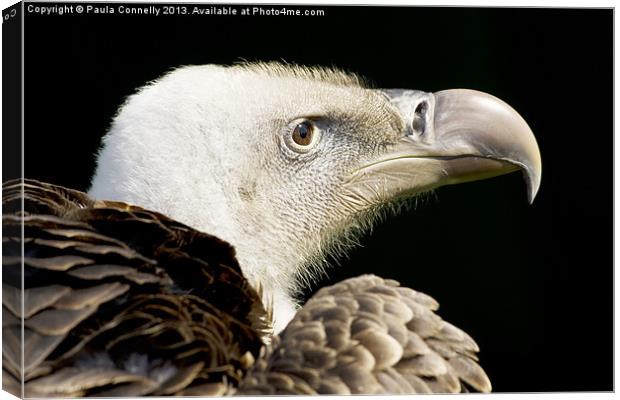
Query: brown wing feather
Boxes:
[
  {"xmin": 238, "ymin": 275, "xmax": 491, "ymax": 395},
  {"xmin": 2, "ymin": 179, "xmax": 270, "ymax": 396}
]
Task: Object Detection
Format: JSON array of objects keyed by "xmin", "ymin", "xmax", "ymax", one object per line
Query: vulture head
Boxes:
[{"xmin": 89, "ymin": 62, "xmax": 541, "ymax": 333}]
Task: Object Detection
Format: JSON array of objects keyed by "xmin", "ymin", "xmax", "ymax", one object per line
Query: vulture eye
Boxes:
[
  {"xmin": 292, "ymin": 121, "xmax": 315, "ymax": 146},
  {"xmin": 283, "ymin": 119, "xmax": 321, "ymax": 154}
]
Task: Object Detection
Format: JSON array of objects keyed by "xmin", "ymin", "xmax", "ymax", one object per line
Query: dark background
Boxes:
[{"xmin": 19, "ymin": 4, "xmax": 612, "ymax": 392}]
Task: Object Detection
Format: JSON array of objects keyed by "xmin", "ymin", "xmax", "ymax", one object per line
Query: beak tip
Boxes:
[
  {"xmin": 524, "ymin": 166, "xmax": 542, "ymax": 204},
  {"xmin": 527, "ymin": 184, "xmax": 538, "ymax": 205}
]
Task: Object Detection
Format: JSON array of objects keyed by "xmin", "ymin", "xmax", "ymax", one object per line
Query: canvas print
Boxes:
[{"xmin": 2, "ymin": 2, "xmax": 613, "ymax": 397}]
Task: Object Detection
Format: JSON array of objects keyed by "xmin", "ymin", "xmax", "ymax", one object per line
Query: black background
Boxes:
[{"xmin": 20, "ymin": 4, "xmax": 612, "ymax": 392}]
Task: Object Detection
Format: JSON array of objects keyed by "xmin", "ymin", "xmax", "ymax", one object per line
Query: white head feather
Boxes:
[{"xmin": 89, "ymin": 63, "xmax": 402, "ymax": 332}]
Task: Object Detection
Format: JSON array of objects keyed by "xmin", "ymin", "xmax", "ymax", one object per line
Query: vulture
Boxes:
[{"xmin": 2, "ymin": 62, "xmax": 541, "ymax": 397}]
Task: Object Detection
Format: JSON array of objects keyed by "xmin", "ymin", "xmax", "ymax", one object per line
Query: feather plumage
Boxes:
[
  {"xmin": 3, "ymin": 179, "xmax": 269, "ymax": 396},
  {"xmin": 3, "ymin": 180, "xmax": 491, "ymax": 396},
  {"xmin": 238, "ymin": 275, "xmax": 491, "ymax": 395}
]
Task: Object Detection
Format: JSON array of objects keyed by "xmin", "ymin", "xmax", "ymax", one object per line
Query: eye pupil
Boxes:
[
  {"xmin": 292, "ymin": 121, "xmax": 314, "ymax": 146},
  {"xmin": 299, "ymin": 125, "xmax": 308, "ymax": 138}
]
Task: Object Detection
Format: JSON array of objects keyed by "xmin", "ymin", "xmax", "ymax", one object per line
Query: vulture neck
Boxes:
[{"xmin": 89, "ymin": 154, "xmax": 302, "ymax": 333}]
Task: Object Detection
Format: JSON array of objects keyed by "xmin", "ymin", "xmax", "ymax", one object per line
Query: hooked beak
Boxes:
[{"xmin": 344, "ymin": 89, "xmax": 542, "ymax": 205}]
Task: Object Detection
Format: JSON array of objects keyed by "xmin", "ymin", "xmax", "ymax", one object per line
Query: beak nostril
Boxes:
[
  {"xmin": 415, "ymin": 101, "xmax": 428, "ymax": 116},
  {"xmin": 412, "ymin": 101, "xmax": 428, "ymax": 136}
]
